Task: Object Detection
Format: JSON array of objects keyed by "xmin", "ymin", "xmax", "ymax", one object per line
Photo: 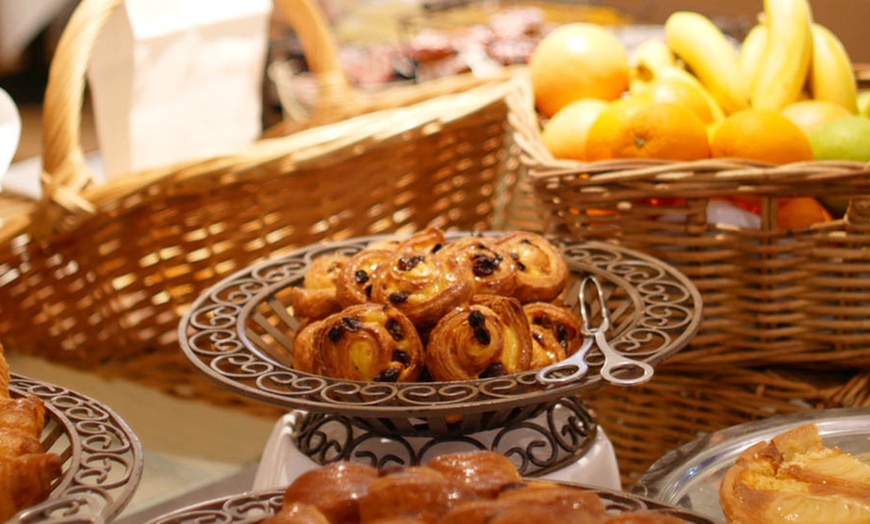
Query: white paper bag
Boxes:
[{"xmin": 88, "ymin": 0, "xmax": 272, "ymax": 179}]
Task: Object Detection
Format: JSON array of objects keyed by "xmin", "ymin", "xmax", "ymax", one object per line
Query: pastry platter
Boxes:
[
  {"xmin": 179, "ymin": 232, "xmax": 702, "ymax": 435},
  {"xmin": 8, "ymin": 373, "xmax": 144, "ymax": 523},
  {"xmin": 633, "ymin": 407, "xmax": 870, "ymax": 522},
  {"xmin": 146, "ymin": 482, "xmax": 718, "ymax": 524}
]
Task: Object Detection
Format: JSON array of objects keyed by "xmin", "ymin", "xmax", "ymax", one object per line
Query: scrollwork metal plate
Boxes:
[
  {"xmin": 8, "ymin": 374, "xmax": 144, "ymax": 524},
  {"xmin": 146, "ymin": 483, "xmax": 716, "ymax": 524},
  {"xmin": 179, "ymin": 234, "xmax": 702, "ymax": 435}
]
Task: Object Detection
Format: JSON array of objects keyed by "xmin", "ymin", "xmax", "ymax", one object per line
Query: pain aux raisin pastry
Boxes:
[
  {"xmin": 719, "ymin": 422, "xmax": 870, "ymax": 524},
  {"xmin": 495, "ymin": 231, "xmax": 568, "ymax": 304},
  {"xmin": 262, "ymin": 450, "xmax": 691, "ymax": 523},
  {"xmin": 426, "ymin": 295, "xmax": 533, "ymax": 381},
  {"xmin": 290, "ymin": 228, "xmax": 582, "ymax": 384},
  {"xmin": 0, "ymin": 344, "xmax": 63, "ymax": 522},
  {"xmin": 523, "ymin": 302, "xmax": 585, "ymax": 369}
]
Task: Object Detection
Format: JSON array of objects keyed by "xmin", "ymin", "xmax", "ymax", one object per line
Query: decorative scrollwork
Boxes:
[
  {"xmin": 9, "ymin": 374, "xmax": 144, "ymax": 524},
  {"xmin": 179, "ymin": 234, "xmax": 702, "ymax": 435}
]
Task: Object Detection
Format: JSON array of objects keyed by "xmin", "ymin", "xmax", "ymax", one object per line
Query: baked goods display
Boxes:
[
  {"xmin": 0, "ymin": 344, "xmax": 63, "ymax": 521},
  {"xmin": 262, "ymin": 450, "xmax": 690, "ymax": 524},
  {"xmin": 289, "ymin": 228, "xmax": 578, "ymax": 382},
  {"xmin": 719, "ymin": 422, "xmax": 870, "ymax": 524}
]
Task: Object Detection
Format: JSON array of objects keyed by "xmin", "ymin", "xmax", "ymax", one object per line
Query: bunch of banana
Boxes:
[{"xmin": 660, "ymin": 0, "xmax": 858, "ymax": 115}]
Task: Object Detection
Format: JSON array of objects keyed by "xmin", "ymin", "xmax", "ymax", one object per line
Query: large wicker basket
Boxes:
[
  {"xmin": 0, "ymin": 0, "xmax": 528, "ymax": 413},
  {"xmin": 507, "ymin": 73, "xmax": 870, "ymax": 369}
]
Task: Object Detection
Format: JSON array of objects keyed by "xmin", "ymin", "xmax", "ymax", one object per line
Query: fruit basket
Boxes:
[
  {"xmin": 144, "ymin": 482, "xmax": 717, "ymax": 524},
  {"xmin": 178, "ymin": 232, "xmax": 702, "ymax": 436},
  {"xmin": 7, "ymin": 373, "xmax": 143, "ymax": 523},
  {"xmin": 504, "ymin": 2, "xmax": 870, "ymax": 368}
]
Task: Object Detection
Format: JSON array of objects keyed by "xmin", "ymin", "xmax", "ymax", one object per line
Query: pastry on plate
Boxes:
[
  {"xmin": 272, "ymin": 461, "xmax": 379, "ymax": 524},
  {"xmin": 316, "ymin": 303, "xmax": 424, "ymax": 382},
  {"xmin": 719, "ymin": 422, "xmax": 870, "ymax": 524},
  {"xmin": 436, "ymin": 236, "xmax": 518, "ymax": 297},
  {"xmin": 426, "ymin": 295, "xmax": 533, "ymax": 381},
  {"xmin": 523, "ymin": 302, "xmax": 585, "ymax": 369},
  {"xmin": 370, "ymin": 248, "xmax": 474, "ymax": 329},
  {"xmin": 495, "ymin": 231, "xmax": 568, "ymax": 304},
  {"xmin": 289, "ymin": 254, "xmax": 349, "ymax": 320},
  {"xmin": 335, "ymin": 248, "xmax": 394, "ymax": 308}
]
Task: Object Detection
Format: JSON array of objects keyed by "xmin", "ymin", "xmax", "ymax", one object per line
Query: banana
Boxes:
[
  {"xmin": 750, "ymin": 0, "xmax": 813, "ymax": 111},
  {"xmin": 652, "ymin": 66, "xmax": 727, "ymax": 122},
  {"xmin": 808, "ymin": 23, "xmax": 858, "ymax": 113},
  {"xmin": 738, "ymin": 23, "xmax": 768, "ymax": 94},
  {"xmin": 664, "ymin": 11, "xmax": 749, "ymax": 114},
  {"xmin": 629, "ymin": 39, "xmax": 676, "ymax": 95}
]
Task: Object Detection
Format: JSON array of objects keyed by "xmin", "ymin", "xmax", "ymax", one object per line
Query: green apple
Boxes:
[
  {"xmin": 809, "ymin": 116, "xmax": 870, "ymax": 162},
  {"xmin": 859, "ymin": 90, "xmax": 870, "ymax": 119}
]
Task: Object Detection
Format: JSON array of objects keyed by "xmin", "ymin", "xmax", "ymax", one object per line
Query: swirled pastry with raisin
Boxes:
[{"xmin": 495, "ymin": 231, "xmax": 568, "ymax": 304}]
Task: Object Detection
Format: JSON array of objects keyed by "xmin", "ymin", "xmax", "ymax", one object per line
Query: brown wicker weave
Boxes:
[
  {"xmin": 507, "ymin": 73, "xmax": 870, "ymax": 369},
  {"xmin": 0, "ymin": 0, "xmax": 528, "ymax": 413},
  {"xmin": 582, "ymin": 364, "xmax": 870, "ymax": 488}
]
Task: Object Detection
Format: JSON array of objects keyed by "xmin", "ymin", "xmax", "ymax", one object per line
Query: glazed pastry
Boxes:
[
  {"xmin": 495, "ymin": 231, "xmax": 568, "ymax": 304},
  {"xmin": 281, "ymin": 461, "xmax": 379, "ymax": 524},
  {"xmin": 335, "ymin": 249, "xmax": 394, "ymax": 308},
  {"xmin": 425, "ymin": 450, "xmax": 521, "ymax": 499},
  {"xmin": 292, "ymin": 321, "xmax": 324, "ymax": 374},
  {"xmin": 395, "ymin": 227, "xmax": 447, "ymax": 254},
  {"xmin": 426, "ymin": 295, "xmax": 533, "ymax": 381},
  {"xmin": 289, "ymin": 254, "xmax": 349, "ymax": 320},
  {"xmin": 436, "ymin": 236, "xmax": 518, "ymax": 297},
  {"xmin": 0, "ymin": 454, "xmax": 63, "ymax": 521},
  {"xmin": 523, "ymin": 302, "xmax": 584, "ymax": 369},
  {"xmin": 370, "ymin": 249, "xmax": 474, "ymax": 329},
  {"xmin": 317, "ymin": 304, "xmax": 424, "ymax": 382},
  {"xmin": 494, "ymin": 483, "xmax": 607, "ymax": 520},
  {"xmin": 0, "ymin": 429, "xmax": 43, "ymax": 458},
  {"xmin": 719, "ymin": 423, "xmax": 870, "ymax": 524},
  {"xmin": 0, "ymin": 397, "xmax": 45, "ymax": 439},
  {"xmin": 358, "ymin": 466, "xmax": 473, "ymax": 524},
  {"xmin": 260, "ymin": 501, "xmax": 330, "ymax": 524}
]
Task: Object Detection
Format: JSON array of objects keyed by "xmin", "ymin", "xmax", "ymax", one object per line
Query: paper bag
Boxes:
[{"xmin": 88, "ymin": 0, "xmax": 272, "ymax": 179}]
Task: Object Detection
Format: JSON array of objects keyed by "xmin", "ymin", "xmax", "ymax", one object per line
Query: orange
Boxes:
[
  {"xmin": 777, "ymin": 197, "xmax": 833, "ymax": 229},
  {"xmin": 540, "ymin": 98, "xmax": 609, "ymax": 161},
  {"xmin": 710, "ymin": 108, "xmax": 813, "ymax": 165},
  {"xmin": 529, "ymin": 23, "xmax": 630, "ymax": 118},
  {"xmin": 781, "ymin": 100, "xmax": 852, "ymax": 137},
  {"xmin": 586, "ymin": 101, "xmax": 710, "ymax": 161},
  {"xmin": 635, "ymin": 77, "xmax": 715, "ymax": 124}
]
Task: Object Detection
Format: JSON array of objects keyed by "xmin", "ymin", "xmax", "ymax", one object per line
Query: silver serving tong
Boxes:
[{"xmin": 536, "ymin": 275, "xmax": 655, "ymax": 387}]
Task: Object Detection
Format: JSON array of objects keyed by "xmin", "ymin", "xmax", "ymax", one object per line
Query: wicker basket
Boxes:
[
  {"xmin": 582, "ymin": 364, "xmax": 870, "ymax": 488},
  {"xmin": 0, "ymin": 0, "xmax": 529, "ymax": 413},
  {"xmin": 507, "ymin": 73, "xmax": 870, "ymax": 369}
]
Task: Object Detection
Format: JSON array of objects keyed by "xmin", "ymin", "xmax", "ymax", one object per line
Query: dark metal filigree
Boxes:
[
  {"xmin": 146, "ymin": 484, "xmax": 716, "ymax": 524},
  {"xmin": 291, "ymin": 396, "xmax": 597, "ymax": 477},
  {"xmin": 179, "ymin": 234, "xmax": 702, "ymax": 435},
  {"xmin": 8, "ymin": 374, "xmax": 144, "ymax": 524}
]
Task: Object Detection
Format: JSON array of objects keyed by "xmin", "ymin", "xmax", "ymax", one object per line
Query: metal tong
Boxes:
[{"xmin": 536, "ymin": 275, "xmax": 655, "ymax": 387}]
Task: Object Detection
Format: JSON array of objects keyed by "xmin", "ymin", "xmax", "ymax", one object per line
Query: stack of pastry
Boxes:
[
  {"xmin": 262, "ymin": 449, "xmax": 687, "ymax": 523},
  {"xmin": 719, "ymin": 423, "xmax": 870, "ymax": 523},
  {"xmin": 0, "ymin": 344, "xmax": 63, "ymax": 521},
  {"xmin": 289, "ymin": 228, "xmax": 585, "ymax": 383}
]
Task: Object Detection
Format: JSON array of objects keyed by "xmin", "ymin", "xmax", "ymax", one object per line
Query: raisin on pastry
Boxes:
[
  {"xmin": 495, "ymin": 231, "xmax": 568, "ymax": 304},
  {"xmin": 523, "ymin": 302, "xmax": 584, "ymax": 369},
  {"xmin": 436, "ymin": 236, "xmax": 518, "ymax": 297}
]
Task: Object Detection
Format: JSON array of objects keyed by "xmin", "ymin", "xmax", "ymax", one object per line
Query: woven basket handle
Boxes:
[{"xmin": 33, "ymin": 0, "xmax": 351, "ymax": 239}]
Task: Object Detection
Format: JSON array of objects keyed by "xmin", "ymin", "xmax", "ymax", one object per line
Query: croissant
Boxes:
[
  {"xmin": 523, "ymin": 302, "xmax": 584, "ymax": 369},
  {"xmin": 282, "ymin": 461, "xmax": 379, "ymax": 524},
  {"xmin": 289, "ymin": 254, "xmax": 349, "ymax": 320},
  {"xmin": 0, "ymin": 453, "xmax": 63, "ymax": 522},
  {"xmin": 358, "ymin": 466, "xmax": 473, "ymax": 524},
  {"xmin": 426, "ymin": 295, "xmax": 533, "ymax": 381},
  {"xmin": 495, "ymin": 232, "xmax": 568, "ymax": 304},
  {"xmin": 317, "ymin": 304, "xmax": 424, "ymax": 382},
  {"xmin": 436, "ymin": 236, "xmax": 518, "ymax": 297},
  {"xmin": 0, "ymin": 397, "xmax": 45, "ymax": 438},
  {"xmin": 370, "ymin": 249, "xmax": 473, "ymax": 329},
  {"xmin": 335, "ymin": 249, "xmax": 394, "ymax": 308},
  {"xmin": 0, "ymin": 429, "xmax": 43, "ymax": 457}
]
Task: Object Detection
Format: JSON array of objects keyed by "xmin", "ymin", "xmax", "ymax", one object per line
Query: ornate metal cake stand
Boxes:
[
  {"xmin": 179, "ymin": 233, "xmax": 703, "ymax": 436},
  {"xmin": 9, "ymin": 374, "xmax": 144, "ymax": 524}
]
